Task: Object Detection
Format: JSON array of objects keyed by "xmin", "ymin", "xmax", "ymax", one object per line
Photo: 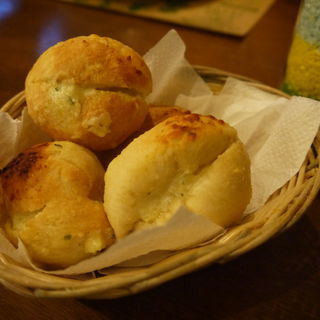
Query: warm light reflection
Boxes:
[
  {"xmin": 0, "ymin": 0, "xmax": 21, "ymax": 20},
  {"xmin": 37, "ymin": 17, "xmax": 65, "ymax": 55}
]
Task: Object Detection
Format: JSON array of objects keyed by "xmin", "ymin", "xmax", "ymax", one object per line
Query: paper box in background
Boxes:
[{"xmin": 60, "ymin": 0, "xmax": 276, "ymax": 36}]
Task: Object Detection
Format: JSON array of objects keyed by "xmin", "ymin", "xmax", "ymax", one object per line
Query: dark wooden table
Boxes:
[{"xmin": 1, "ymin": 0, "xmax": 320, "ymax": 319}]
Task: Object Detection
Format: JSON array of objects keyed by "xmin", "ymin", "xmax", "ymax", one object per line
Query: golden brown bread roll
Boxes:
[
  {"xmin": 25, "ymin": 34, "xmax": 152, "ymax": 151},
  {"xmin": 0, "ymin": 141, "xmax": 114, "ymax": 269},
  {"xmin": 104, "ymin": 113, "xmax": 252, "ymax": 238}
]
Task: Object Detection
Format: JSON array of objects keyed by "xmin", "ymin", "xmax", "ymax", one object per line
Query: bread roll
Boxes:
[
  {"xmin": 104, "ymin": 113, "xmax": 251, "ymax": 238},
  {"xmin": 0, "ymin": 141, "xmax": 114, "ymax": 269},
  {"xmin": 25, "ymin": 34, "xmax": 152, "ymax": 151}
]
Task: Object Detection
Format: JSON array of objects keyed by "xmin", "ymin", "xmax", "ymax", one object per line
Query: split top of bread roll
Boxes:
[
  {"xmin": 104, "ymin": 113, "xmax": 252, "ymax": 238},
  {"xmin": 0, "ymin": 141, "xmax": 114, "ymax": 269},
  {"xmin": 25, "ymin": 34, "xmax": 152, "ymax": 151}
]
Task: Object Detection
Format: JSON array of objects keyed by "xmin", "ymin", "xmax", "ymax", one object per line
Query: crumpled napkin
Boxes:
[{"xmin": 0, "ymin": 108, "xmax": 50, "ymax": 168}]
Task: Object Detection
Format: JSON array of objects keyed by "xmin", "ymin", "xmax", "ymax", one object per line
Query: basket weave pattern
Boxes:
[{"xmin": 0, "ymin": 67, "xmax": 319, "ymax": 299}]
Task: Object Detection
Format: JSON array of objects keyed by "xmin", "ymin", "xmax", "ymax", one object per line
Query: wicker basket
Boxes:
[{"xmin": 0, "ymin": 66, "xmax": 319, "ymax": 299}]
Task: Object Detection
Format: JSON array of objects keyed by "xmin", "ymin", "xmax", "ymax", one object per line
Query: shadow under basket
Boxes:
[{"xmin": 0, "ymin": 66, "xmax": 320, "ymax": 299}]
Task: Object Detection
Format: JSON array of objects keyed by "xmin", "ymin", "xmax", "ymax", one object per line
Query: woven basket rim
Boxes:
[{"xmin": 0, "ymin": 66, "xmax": 319, "ymax": 299}]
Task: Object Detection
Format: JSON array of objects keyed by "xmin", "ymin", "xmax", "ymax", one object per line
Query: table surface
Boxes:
[{"xmin": 1, "ymin": 0, "xmax": 320, "ymax": 319}]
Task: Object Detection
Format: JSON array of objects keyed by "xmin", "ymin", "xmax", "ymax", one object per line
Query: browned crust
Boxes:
[
  {"xmin": 159, "ymin": 113, "xmax": 225, "ymax": 143},
  {"xmin": 26, "ymin": 35, "xmax": 152, "ymax": 96},
  {"xmin": 0, "ymin": 143, "xmax": 51, "ymax": 203}
]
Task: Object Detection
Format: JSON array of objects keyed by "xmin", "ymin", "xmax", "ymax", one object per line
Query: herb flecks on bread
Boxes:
[{"xmin": 25, "ymin": 34, "xmax": 152, "ymax": 151}]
